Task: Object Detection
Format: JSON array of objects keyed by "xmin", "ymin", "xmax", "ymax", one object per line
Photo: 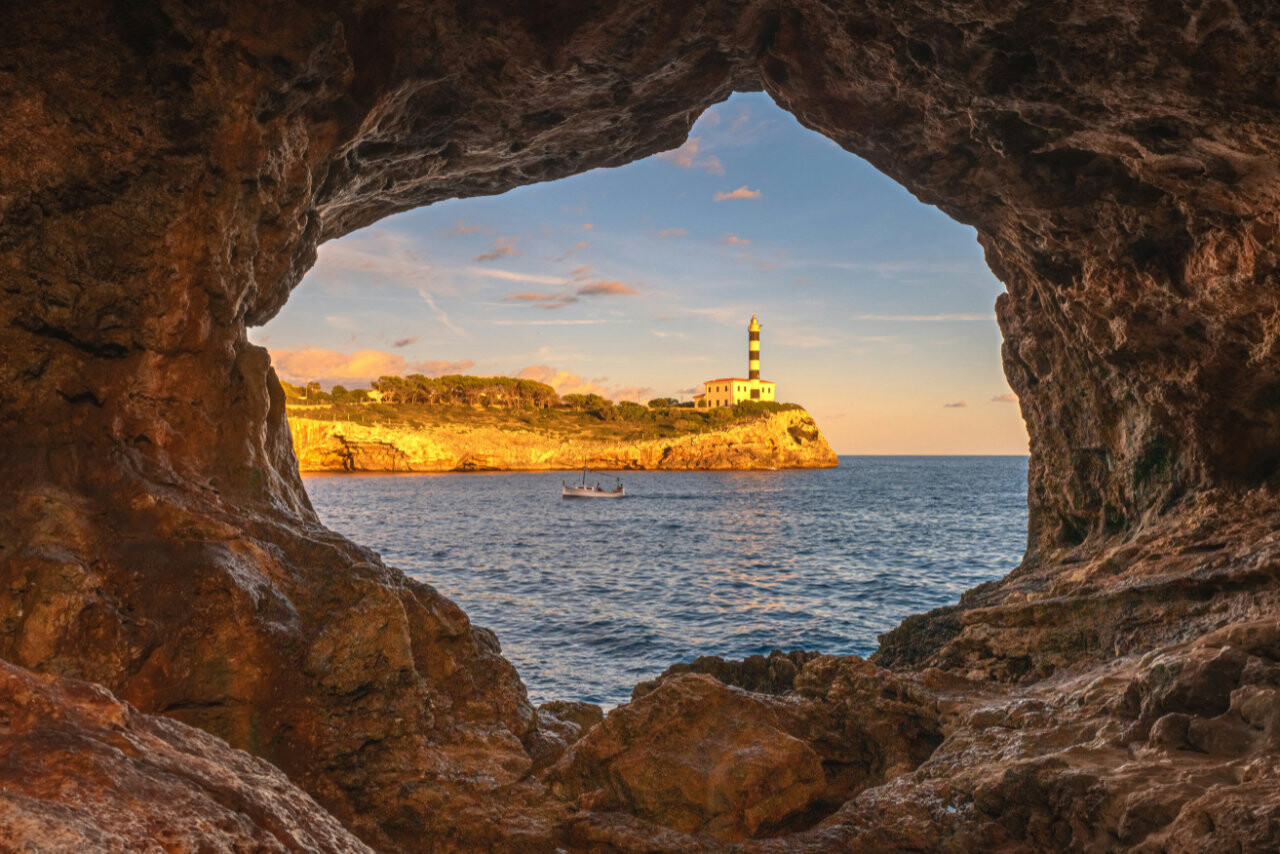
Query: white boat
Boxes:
[{"xmin": 562, "ymin": 469, "xmax": 626, "ymax": 499}]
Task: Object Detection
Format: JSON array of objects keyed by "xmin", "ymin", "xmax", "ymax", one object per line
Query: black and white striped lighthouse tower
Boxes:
[{"xmin": 748, "ymin": 314, "xmax": 761, "ymax": 380}]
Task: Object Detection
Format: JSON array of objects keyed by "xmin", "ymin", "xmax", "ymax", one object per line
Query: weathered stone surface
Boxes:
[
  {"xmin": 0, "ymin": 659, "xmax": 371, "ymax": 853},
  {"xmin": 290, "ymin": 408, "xmax": 838, "ymax": 472},
  {"xmin": 5, "ymin": 0, "xmax": 1280, "ymax": 851}
]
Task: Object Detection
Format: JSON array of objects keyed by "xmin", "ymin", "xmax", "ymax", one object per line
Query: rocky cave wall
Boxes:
[{"xmin": 5, "ymin": 0, "xmax": 1280, "ymax": 850}]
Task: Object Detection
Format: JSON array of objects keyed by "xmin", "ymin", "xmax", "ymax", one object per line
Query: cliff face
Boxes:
[
  {"xmin": 5, "ymin": 1, "xmax": 1280, "ymax": 851},
  {"xmin": 289, "ymin": 409, "xmax": 838, "ymax": 472}
]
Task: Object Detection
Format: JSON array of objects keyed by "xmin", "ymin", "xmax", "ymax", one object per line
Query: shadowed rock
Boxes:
[
  {"xmin": 0, "ymin": 660, "xmax": 371, "ymax": 853},
  {"xmin": 5, "ymin": 0, "xmax": 1280, "ymax": 850}
]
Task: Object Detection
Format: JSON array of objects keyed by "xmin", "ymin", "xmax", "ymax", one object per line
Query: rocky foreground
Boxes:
[
  {"xmin": 288, "ymin": 408, "xmax": 838, "ymax": 472},
  {"xmin": 7, "ymin": 1, "xmax": 1280, "ymax": 852}
]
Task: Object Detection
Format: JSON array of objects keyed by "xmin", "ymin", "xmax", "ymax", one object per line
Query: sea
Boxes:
[{"xmin": 304, "ymin": 456, "xmax": 1029, "ymax": 707}]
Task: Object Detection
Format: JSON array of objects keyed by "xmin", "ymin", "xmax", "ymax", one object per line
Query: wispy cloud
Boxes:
[
  {"xmin": 474, "ymin": 236, "xmax": 522, "ymax": 262},
  {"xmin": 582, "ymin": 223, "xmax": 594, "ymax": 231},
  {"xmin": 325, "ymin": 315, "xmax": 358, "ymax": 330},
  {"xmin": 446, "ymin": 220, "xmax": 492, "ymax": 236},
  {"xmin": 418, "ymin": 289, "xmax": 467, "ymax": 337},
  {"xmin": 714, "ymin": 185, "xmax": 762, "ymax": 202},
  {"xmin": 465, "ymin": 267, "xmax": 569, "ymax": 285},
  {"xmin": 658, "ymin": 228, "xmax": 688, "ymax": 238},
  {"xmin": 570, "ymin": 266, "xmax": 594, "ymax": 279},
  {"xmin": 853, "ymin": 313, "xmax": 990, "ymax": 322},
  {"xmin": 503, "ymin": 292, "xmax": 559, "ymax": 302},
  {"xmin": 991, "ymin": 392, "xmax": 1019, "ymax": 403},
  {"xmin": 271, "ymin": 347, "xmax": 474, "ymax": 384},
  {"xmin": 554, "ymin": 240, "xmax": 588, "ymax": 261},
  {"xmin": 578, "ymin": 280, "xmax": 637, "ymax": 296},
  {"xmin": 494, "ymin": 319, "xmax": 611, "ymax": 326},
  {"xmin": 721, "ymin": 235, "xmax": 751, "ymax": 246},
  {"xmin": 392, "ymin": 337, "xmax": 417, "ymax": 348},
  {"xmin": 943, "ymin": 401, "xmax": 967, "ymax": 408},
  {"xmin": 657, "ymin": 137, "xmax": 725, "ymax": 176}
]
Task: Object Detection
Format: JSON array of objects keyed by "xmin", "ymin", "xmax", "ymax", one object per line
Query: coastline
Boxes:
[{"xmin": 288, "ymin": 407, "xmax": 839, "ymax": 473}]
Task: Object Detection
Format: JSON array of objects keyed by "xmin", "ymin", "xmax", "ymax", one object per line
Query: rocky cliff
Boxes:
[
  {"xmin": 289, "ymin": 409, "xmax": 838, "ymax": 472},
  {"xmin": 6, "ymin": 1, "xmax": 1280, "ymax": 852}
]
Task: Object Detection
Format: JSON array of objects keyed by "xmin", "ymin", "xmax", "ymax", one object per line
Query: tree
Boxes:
[{"xmin": 648, "ymin": 397, "xmax": 679, "ymax": 408}]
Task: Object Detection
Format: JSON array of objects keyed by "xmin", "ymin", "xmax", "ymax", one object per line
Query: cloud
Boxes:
[
  {"xmin": 853, "ymin": 313, "xmax": 990, "ymax": 322},
  {"xmin": 312, "ymin": 231, "xmax": 435, "ymax": 285},
  {"xmin": 570, "ymin": 266, "xmax": 594, "ymax": 279},
  {"xmin": 515, "ymin": 365, "xmax": 651, "ymax": 402},
  {"xmin": 658, "ymin": 228, "xmax": 688, "ymax": 238},
  {"xmin": 577, "ymin": 280, "xmax": 637, "ymax": 296},
  {"xmin": 714, "ymin": 185, "xmax": 762, "ymax": 202},
  {"xmin": 392, "ymin": 337, "xmax": 418, "ymax": 348},
  {"xmin": 465, "ymin": 267, "xmax": 569, "ymax": 285},
  {"xmin": 474, "ymin": 236, "xmax": 522, "ymax": 262},
  {"xmin": 501, "ymin": 279, "xmax": 640, "ymax": 310},
  {"xmin": 722, "ymin": 235, "xmax": 751, "ymax": 246},
  {"xmin": 729, "ymin": 114, "xmax": 751, "ymax": 134},
  {"xmin": 651, "ymin": 329, "xmax": 686, "ymax": 339},
  {"xmin": 943, "ymin": 401, "xmax": 968, "ymax": 408},
  {"xmin": 991, "ymin": 393, "xmax": 1019, "ymax": 403},
  {"xmin": 493, "ymin": 319, "xmax": 609, "ymax": 326},
  {"xmin": 504, "ymin": 291, "xmax": 559, "ymax": 302},
  {"xmin": 325, "ymin": 315, "xmax": 358, "ymax": 330},
  {"xmin": 554, "ymin": 240, "xmax": 588, "ymax": 261},
  {"xmin": 446, "ymin": 220, "xmax": 492, "ymax": 236},
  {"xmin": 417, "ymin": 289, "xmax": 466, "ymax": 337},
  {"xmin": 657, "ymin": 137, "xmax": 725, "ymax": 175},
  {"xmin": 271, "ymin": 348, "xmax": 474, "ymax": 385},
  {"xmin": 582, "ymin": 223, "xmax": 594, "ymax": 230}
]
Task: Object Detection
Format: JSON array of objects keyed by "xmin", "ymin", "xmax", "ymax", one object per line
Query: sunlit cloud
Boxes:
[
  {"xmin": 465, "ymin": 267, "xmax": 569, "ymax": 285},
  {"xmin": 657, "ymin": 137, "xmax": 725, "ymax": 176},
  {"xmin": 722, "ymin": 235, "xmax": 751, "ymax": 246},
  {"xmin": 651, "ymin": 329, "xmax": 686, "ymax": 339},
  {"xmin": 991, "ymin": 393, "xmax": 1019, "ymax": 403},
  {"xmin": 503, "ymin": 292, "xmax": 559, "ymax": 302},
  {"xmin": 943, "ymin": 401, "xmax": 967, "ymax": 408},
  {"xmin": 446, "ymin": 220, "xmax": 492, "ymax": 236},
  {"xmin": 515, "ymin": 365, "xmax": 651, "ymax": 402},
  {"xmin": 729, "ymin": 114, "xmax": 751, "ymax": 134},
  {"xmin": 853, "ymin": 313, "xmax": 990, "ymax": 322},
  {"xmin": 570, "ymin": 266, "xmax": 594, "ymax": 279},
  {"xmin": 473, "ymin": 236, "xmax": 522, "ymax": 262},
  {"xmin": 582, "ymin": 223, "xmax": 594, "ymax": 230},
  {"xmin": 271, "ymin": 347, "xmax": 474, "ymax": 384},
  {"xmin": 658, "ymin": 228, "xmax": 688, "ymax": 238},
  {"xmin": 392, "ymin": 337, "xmax": 417, "ymax": 348},
  {"xmin": 577, "ymin": 280, "xmax": 637, "ymax": 296},
  {"xmin": 494, "ymin": 319, "xmax": 610, "ymax": 326},
  {"xmin": 714, "ymin": 185, "xmax": 762, "ymax": 201}
]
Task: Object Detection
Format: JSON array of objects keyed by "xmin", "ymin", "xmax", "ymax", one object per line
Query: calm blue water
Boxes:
[{"xmin": 304, "ymin": 456, "xmax": 1028, "ymax": 706}]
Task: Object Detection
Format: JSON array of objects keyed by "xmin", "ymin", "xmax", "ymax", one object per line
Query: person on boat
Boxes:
[
  {"xmin": 595, "ymin": 482, "xmax": 602, "ymax": 491},
  {"xmin": 613, "ymin": 484, "xmax": 623, "ymax": 493}
]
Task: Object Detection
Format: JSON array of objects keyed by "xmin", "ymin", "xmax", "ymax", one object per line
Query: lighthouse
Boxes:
[
  {"xmin": 748, "ymin": 313, "xmax": 761, "ymax": 380},
  {"xmin": 692, "ymin": 314, "xmax": 777, "ymax": 408}
]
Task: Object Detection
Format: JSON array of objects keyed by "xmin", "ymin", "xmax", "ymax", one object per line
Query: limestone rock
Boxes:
[
  {"xmin": 0, "ymin": 659, "xmax": 370, "ymax": 853},
  {"xmin": 548, "ymin": 674, "xmax": 826, "ymax": 841},
  {"xmin": 289, "ymin": 409, "xmax": 839, "ymax": 472},
  {"xmin": 7, "ymin": 0, "xmax": 1280, "ymax": 850}
]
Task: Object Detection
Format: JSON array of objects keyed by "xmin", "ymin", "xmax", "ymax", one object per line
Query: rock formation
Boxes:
[
  {"xmin": 5, "ymin": 0, "xmax": 1280, "ymax": 851},
  {"xmin": 289, "ymin": 408, "xmax": 838, "ymax": 472},
  {"xmin": 0, "ymin": 659, "xmax": 371, "ymax": 853}
]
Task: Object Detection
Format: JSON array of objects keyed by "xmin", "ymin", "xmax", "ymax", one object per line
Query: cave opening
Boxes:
[{"xmin": 252, "ymin": 92, "xmax": 1029, "ymax": 706}]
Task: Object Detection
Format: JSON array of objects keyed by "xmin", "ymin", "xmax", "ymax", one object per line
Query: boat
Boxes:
[{"xmin": 562, "ymin": 468, "xmax": 626, "ymax": 499}]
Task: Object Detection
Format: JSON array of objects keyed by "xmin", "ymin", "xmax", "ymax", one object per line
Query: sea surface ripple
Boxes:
[{"xmin": 304, "ymin": 456, "xmax": 1028, "ymax": 706}]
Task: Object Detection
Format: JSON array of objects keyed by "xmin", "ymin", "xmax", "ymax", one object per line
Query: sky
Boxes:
[{"xmin": 251, "ymin": 92, "xmax": 1029, "ymax": 455}]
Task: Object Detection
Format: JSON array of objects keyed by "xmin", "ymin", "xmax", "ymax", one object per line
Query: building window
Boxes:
[{"xmin": 751, "ymin": 389, "xmax": 760, "ymax": 400}]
